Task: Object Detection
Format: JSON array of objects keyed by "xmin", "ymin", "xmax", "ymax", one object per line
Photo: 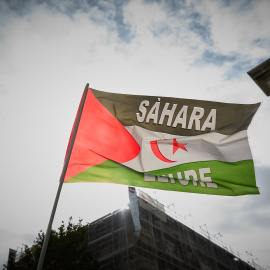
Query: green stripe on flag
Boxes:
[
  {"xmin": 65, "ymin": 159, "xmax": 259, "ymax": 196},
  {"xmin": 150, "ymin": 159, "xmax": 258, "ymax": 196}
]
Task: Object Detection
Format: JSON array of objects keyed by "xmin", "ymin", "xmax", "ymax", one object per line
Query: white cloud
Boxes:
[{"xmin": 199, "ymin": 0, "xmax": 270, "ymax": 58}]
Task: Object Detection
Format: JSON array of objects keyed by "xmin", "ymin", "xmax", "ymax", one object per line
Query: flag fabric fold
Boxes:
[{"xmin": 63, "ymin": 86, "xmax": 260, "ymax": 196}]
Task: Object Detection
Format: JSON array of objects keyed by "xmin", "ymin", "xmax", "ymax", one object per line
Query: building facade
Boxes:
[
  {"xmin": 248, "ymin": 58, "xmax": 270, "ymax": 96},
  {"xmin": 88, "ymin": 191, "xmax": 257, "ymax": 270}
]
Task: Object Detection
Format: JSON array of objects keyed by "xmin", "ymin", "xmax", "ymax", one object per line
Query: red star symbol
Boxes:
[{"xmin": 170, "ymin": 139, "xmax": 188, "ymax": 154}]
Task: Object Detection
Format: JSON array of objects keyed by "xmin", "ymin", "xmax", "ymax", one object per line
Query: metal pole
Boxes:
[{"xmin": 37, "ymin": 83, "xmax": 89, "ymax": 270}]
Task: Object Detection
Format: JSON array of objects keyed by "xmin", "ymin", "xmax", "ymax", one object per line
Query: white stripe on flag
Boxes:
[{"xmin": 123, "ymin": 125, "xmax": 253, "ymax": 172}]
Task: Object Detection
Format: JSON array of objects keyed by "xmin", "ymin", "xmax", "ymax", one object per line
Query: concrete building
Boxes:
[
  {"xmin": 88, "ymin": 189, "xmax": 258, "ymax": 270},
  {"xmin": 248, "ymin": 58, "xmax": 270, "ymax": 96}
]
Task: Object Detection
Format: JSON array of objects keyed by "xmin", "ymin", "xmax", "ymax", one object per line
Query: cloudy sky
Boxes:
[{"xmin": 0, "ymin": 0, "xmax": 270, "ymax": 268}]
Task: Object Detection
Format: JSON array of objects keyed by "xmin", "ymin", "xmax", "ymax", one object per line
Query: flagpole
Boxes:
[{"xmin": 37, "ymin": 83, "xmax": 89, "ymax": 270}]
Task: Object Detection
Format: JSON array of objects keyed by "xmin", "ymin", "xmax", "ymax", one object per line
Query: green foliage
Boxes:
[{"xmin": 3, "ymin": 217, "xmax": 99, "ymax": 270}]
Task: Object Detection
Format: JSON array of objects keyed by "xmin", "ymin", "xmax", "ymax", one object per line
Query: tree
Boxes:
[{"xmin": 3, "ymin": 217, "xmax": 99, "ymax": 270}]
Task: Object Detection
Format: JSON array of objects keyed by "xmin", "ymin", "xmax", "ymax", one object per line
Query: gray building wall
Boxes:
[{"xmin": 88, "ymin": 197, "xmax": 256, "ymax": 270}]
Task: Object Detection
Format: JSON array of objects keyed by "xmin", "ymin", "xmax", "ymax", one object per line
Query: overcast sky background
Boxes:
[{"xmin": 0, "ymin": 0, "xmax": 270, "ymax": 268}]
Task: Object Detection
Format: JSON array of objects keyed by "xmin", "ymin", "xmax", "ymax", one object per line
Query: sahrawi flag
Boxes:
[{"xmin": 63, "ymin": 85, "xmax": 260, "ymax": 196}]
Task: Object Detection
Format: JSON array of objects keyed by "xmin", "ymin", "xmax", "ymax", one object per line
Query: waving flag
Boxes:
[{"xmin": 63, "ymin": 86, "xmax": 260, "ymax": 196}]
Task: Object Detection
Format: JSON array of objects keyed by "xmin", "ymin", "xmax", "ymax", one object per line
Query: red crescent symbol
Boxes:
[{"xmin": 150, "ymin": 141, "xmax": 176, "ymax": 163}]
